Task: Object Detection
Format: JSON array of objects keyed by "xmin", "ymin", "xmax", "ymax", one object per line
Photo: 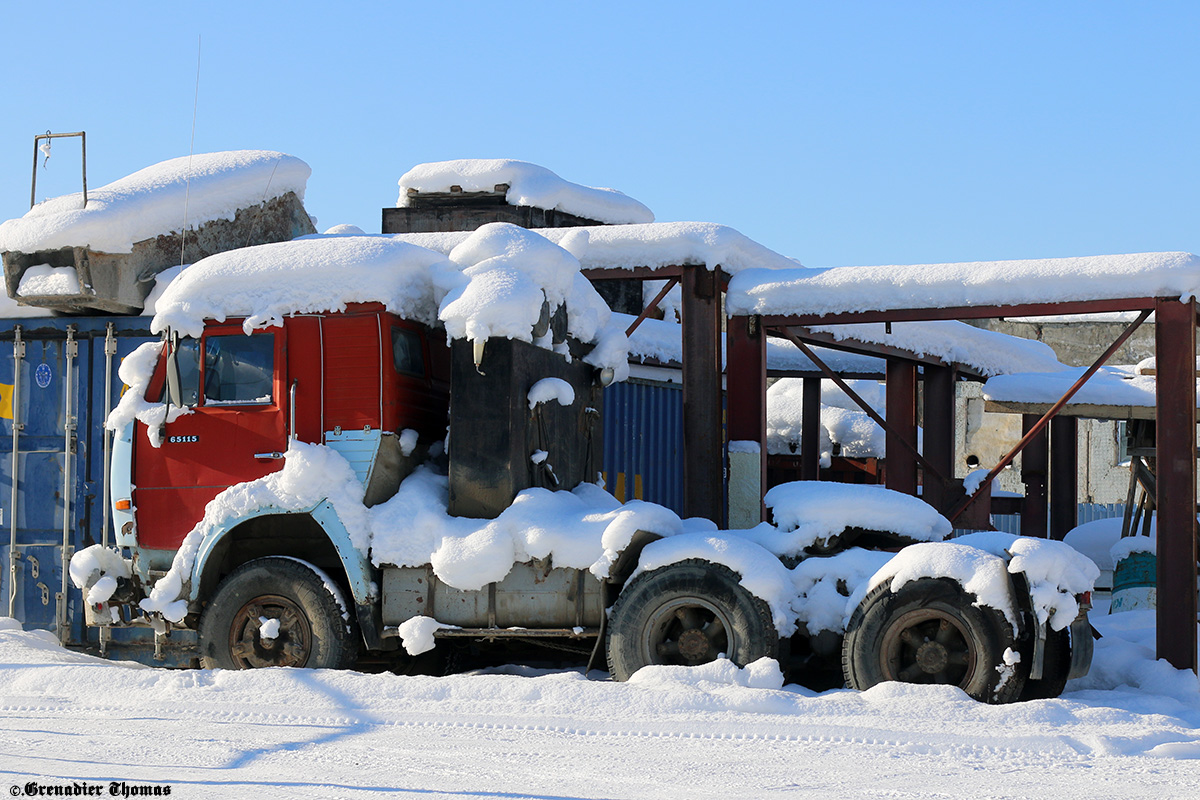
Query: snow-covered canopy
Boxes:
[
  {"xmin": 394, "ymin": 221, "xmax": 800, "ymax": 274},
  {"xmin": 617, "ymin": 313, "xmax": 885, "ymax": 374},
  {"xmin": 397, "ymin": 159, "xmax": 655, "ymax": 225},
  {"xmin": 982, "ymin": 365, "xmax": 1200, "ymax": 414},
  {"xmin": 727, "ymin": 252, "xmax": 1200, "ymax": 317},
  {"xmin": 0, "ymin": 150, "xmax": 311, "ymax": 255},
  {"xmin": 806, "ymin": 320, "xmax": 1068, "ymax": 378}
]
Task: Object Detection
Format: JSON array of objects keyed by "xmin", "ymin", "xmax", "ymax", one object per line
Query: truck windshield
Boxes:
[{"xmin": 203, "ymin": 334, "xmax": 275, "ymax": 405}]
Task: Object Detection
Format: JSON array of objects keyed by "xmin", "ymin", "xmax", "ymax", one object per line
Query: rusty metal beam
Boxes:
[
  {"xmin": 948, "ymin": 309, "xmax": 1152, "ymax": 524},
  {"xmin": 760, "ymin": 297, "xmax": 1158, "ymax": 327},
  {"xmin": 886, "ymin": 361, "xmax": 919, "ymax": 495},
  {"xmin": 1154, "ymin": 298, "xmax": 1198, "ymax": 673},
  {"xmin": 625, "ymin": 277, "xmax": 679, "ymax": 337},
  {"xmin": 682, "ymin": 266, "xmax": 724, "ymax": 525},
  {"xmin": 780, "ymin": 329, "xmax": 946, "ymax": 484},
  {"xmin": 1020, "ymin": 414, "xmax": 1049, "ymax": 538},
  {"xmin": 583, "ymin": 266, "xmax": 684, "ymax": 281},
  {"xmin": 801, "ymin": 377, "xmax": 821, "ymax": 481},
  {"xmin": 767, "ymin": 326, "xmax": 986, "ymax": 379},
  {"xmin": 1049, "ymin": 417, "xmax": 1078, "ymax": 540},
  {"xmin": 922, "ymin": 365, "xmax": 956, "ymax": 515}
]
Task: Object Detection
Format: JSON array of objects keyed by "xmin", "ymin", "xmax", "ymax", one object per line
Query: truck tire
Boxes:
[
  {"xmin": 1018, "ymin": 626, "xmax": 1071, "ymax": 701},
  {"xmin": 606, "ymin": 559, "xmax": 778, "ymax": 681},
  {"xmin": 842, "ymin": 578, "xmax": 1025, "ymax": 704},
  {"xmin": 198, "ymin": 557, "xmax": 358, "ymax": 670}
]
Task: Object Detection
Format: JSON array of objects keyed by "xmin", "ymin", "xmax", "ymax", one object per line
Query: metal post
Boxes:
[
  {"xmin": 922, "ymin": 365, "xmax": 956, "ymax": 515},
  {"xmin": 1049, "ymin": 417, "xmax": 1078, "ymax": 540},
  {"xmin": 885, "ymin": 360, "xmax": 918, "ymax": 495},
  {"xmin": 58, "ymin": 326, "xmax": 77, "ymax": 644},
  {"xmin": 1153, "ymin": 298, "xmax": 1197, "ymax": 673},
  {"xmin": 726, "ymin": 315, "xmax": 767, "ymax": 522},
  {"xmin": 681, "ymin": 266, "xmax": 723, "ymax": 525},
  {"xmin": 801, "ymin": 377, "xmax": 821, "ymax": 481},
  {"xmin": 100, "ymin": 323, "xmax": 116, "ymax": 655},
  {"xmin": 7, "ymin": 328, "xmax": 24, "ymax": 618},
  {"xmin": 1020, "ymin": 414, "xmax": 1049, "ymax": 538}
]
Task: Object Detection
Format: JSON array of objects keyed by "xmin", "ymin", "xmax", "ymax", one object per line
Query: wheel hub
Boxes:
[
  {"xmin": 677, "ymin": 628, "xmax": 711, "ymax": 661},
  {"xmin": 915, "ymin": 641, "xmax": 949, "ymax": 674}
]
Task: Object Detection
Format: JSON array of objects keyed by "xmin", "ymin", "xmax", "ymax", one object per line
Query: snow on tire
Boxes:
[
  {"xmin": 842, "ymin": 577, "xmax": 1026, "ymax": 704},
  {"xmin": 198, "ymin": 556, "xmax": 359, "ymax": 670},
  {"xmin": 606, "ymin": 558, "xmax": 778, "ymax": 681}
]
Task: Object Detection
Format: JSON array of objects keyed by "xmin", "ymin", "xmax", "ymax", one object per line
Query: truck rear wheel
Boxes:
[
  {"xmin": 606, "ymin": 559, "xmax": 778, "ymax": 681},
  {"xmin": 842, "ymin": 578, "xmax": 1025, "ymax": 704},
  {"xmin": 198, "ymin": 557, "xmax": 358, "ymax": 670}
]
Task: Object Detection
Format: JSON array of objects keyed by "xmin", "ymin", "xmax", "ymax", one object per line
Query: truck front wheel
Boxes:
[
  {"xmin": 198, "ymin": 557, "xmax": 358, "ymax": 670},
  {"xmin": 606, "ymin": 559, "xmax": 778, "ymax": 681},
  {"xmin": 842, "ymin": 578, "xmax": 1025, "ymax": 703}
]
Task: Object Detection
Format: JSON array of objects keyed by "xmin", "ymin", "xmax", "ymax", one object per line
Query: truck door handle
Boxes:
[{"xmin": 254, "ymin": 451, "xmax": 285, "ymax": 460}]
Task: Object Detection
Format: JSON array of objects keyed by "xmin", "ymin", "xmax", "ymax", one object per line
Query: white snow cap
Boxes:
[
  {"xmin": 397, "ymin": 159, "xmax": 654, "ymax": 225},
  {"xmin": 151, "ymin": 236, "xmax": 454, "ymax": 337},
  {"xmin": 394, "ymin": 221, "xmax": 799, "ymax": 275},
  {"xmin": 0, "ymin": 150, "xmax": 310, "ymax": 255},
  {"xmin": 727, "ymin": 252, "xmax": 1200, "ymax": 317}
]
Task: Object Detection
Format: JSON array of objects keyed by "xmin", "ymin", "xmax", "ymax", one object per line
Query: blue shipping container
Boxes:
[{"xmin": 601, "ymin": 378, "xmax": 684, "ymax": 514}]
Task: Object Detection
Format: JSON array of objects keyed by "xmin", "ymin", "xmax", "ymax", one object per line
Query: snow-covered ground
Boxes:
[{"xmin": 2, "ymin": 605, "xmax": 1198, "ymax": 799}]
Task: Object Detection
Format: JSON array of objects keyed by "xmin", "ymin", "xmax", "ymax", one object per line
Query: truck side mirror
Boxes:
[{"xmin": 164, "ymin": 332, "xmax": 183, "ymax": 410}]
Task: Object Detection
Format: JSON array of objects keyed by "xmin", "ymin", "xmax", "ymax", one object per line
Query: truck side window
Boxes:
[
  {"xmin": 392, "ymin": 327, "xmax": 425, "ymax": 377},
  {"xmin": 203, "ymin": 334, "xmax": 275, "ymax": 405},
  {"xmin": 176, "ymin": 338, "xmax": 200, "ymax": 406}
]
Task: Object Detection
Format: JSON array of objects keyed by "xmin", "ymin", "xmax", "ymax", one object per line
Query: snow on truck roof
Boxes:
[
  {"xmin": 150, "ymin": 223, "xmax": 629, "ymax": 375},
  {"xmin": 397, "ymin": 159, "xmax": 655, "ymax": 225},
  {"xmin": 726, "ymin": 251, "xmax": 1200, "ymax": 317},
  {"xmin": 0, "ymin": 150, "xmax": 310, "ymax": 255}
]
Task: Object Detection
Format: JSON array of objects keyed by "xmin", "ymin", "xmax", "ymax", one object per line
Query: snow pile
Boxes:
[
  {"xmin": 16, "ymin": 264, "xmax": 81, "ymax": 295},
  {"xmin": 789, "ymin": 548, "xmax": 893, "ymax": 635},
  {"xmin": 140, "ymin": 441, "xmax": 368, "ymax": 623},
  {"xmin": 395, "ymin": 615, "xmax": 460, "ymax": 656},
  {"xmin": 0, "ymin": 150, "xmax": 310, "ymax": 254},
  {"xmin": 528, "ymin": 377, "xmax": 575, "ymax": 409},
  {"xmin": 766, "ymin": 378, "xmax": 886, "ymax": 462},
  {"xmin": 369, "ymin": 468, "xmax": 684, "ymax": 588},
  {"xmin": 857, "ymin": 541, "xmax": 1019, "ymax": 627},
  {"xmin": 151, "ymin": 236, "xmax": 454, "ymax": 337},
  {"xmin": 985, "ymin": 365, "xmax": 1172, "ymax": 408},
  {"xmin": 807, "ymin": 321, "xmax": 1067, "ymax": 378},
  {"xmin": 1064, "ymin": 518, "xmax": 1129, "ymax": 572},
  {"xmin": 618, "ymin": 312, "xmax": 885, "ymax": 375},
  {"xmin": 149, "ymin": 224, "xmax": 631, "ymax": 378},
  {"xmin": 396, "ymin": 221, "xmax": 799, "ymax": 274},
  {"xmin": 727, "ymin": 251, "xmax": 1200, "ymax": 317},
  {"xmin": 397, "ymin": 159, "xmax": 654, "ymax": 225},
  {"xmin": 954, "ymin": 532, "xmax": 1100, "ymax": 629},
  {"xmin": 632, "ymin": 532, "xmax": 798, "ymax": 631},
  {"xmin": 754, "ymin": 482, "xmax": 949, "ymax": 556},
  {"xmin": 68, "ymin": 545, "xmax": 131, "ymax": 607},
  {"xmin": 627, "ymin": 656, "xmax": 785, "ymax": 692},
  {"xmin": 1111, "ymin": 533, "xmax": 1156, "ymax": 563},
  {"xmin": 104, "ymin": 341, "xmax": 190, "ymax": 447}
]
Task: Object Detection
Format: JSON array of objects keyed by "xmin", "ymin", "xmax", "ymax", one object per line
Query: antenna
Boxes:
[{"xmin": 181, "ymin": 34, "xmax": 201, "ymax": 267}]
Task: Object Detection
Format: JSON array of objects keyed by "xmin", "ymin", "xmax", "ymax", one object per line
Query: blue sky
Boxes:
[{"xmin": 2, "ymin": 1, "xmax": 1197, "ymax": 268}]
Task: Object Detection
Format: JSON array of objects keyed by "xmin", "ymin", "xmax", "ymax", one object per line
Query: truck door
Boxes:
[{"xmin": 132, "ymin": 323, "xmax": 287, "ymax": 552}]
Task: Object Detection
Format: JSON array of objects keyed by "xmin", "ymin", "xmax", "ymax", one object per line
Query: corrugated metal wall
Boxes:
[
  {"xmin": 602, "ymin": 379, "xmax": 684, "ymax": 514},
  {"xmin": 978, "ymin": 502, "xmax": 1126, "ymax": 537}
]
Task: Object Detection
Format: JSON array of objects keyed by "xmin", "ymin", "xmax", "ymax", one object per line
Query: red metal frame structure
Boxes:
[{"xmin": 728, "ymin": 295, "xmax": 1198, "ymax": 674}]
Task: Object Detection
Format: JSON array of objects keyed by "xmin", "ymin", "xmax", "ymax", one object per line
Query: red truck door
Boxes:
[{"xmin": 132, "ymin": 323, "xmax": 288, "ymax": 551}]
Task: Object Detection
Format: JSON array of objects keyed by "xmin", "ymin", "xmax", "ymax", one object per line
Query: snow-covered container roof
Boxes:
[
  {"xmin": 397, "ymin": 159, "xmax": 655, "ymax": 225},
  {"xmin": 0, "ymin": 150, "xmax": 311, "ymax": 255},
  {"xmin": 392, "ymin": 221, "xmax": 800, "ymax": 274},
  {"xmin": 726, "ymin": 252, "xmax": 1200, "ymax": 317}
]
